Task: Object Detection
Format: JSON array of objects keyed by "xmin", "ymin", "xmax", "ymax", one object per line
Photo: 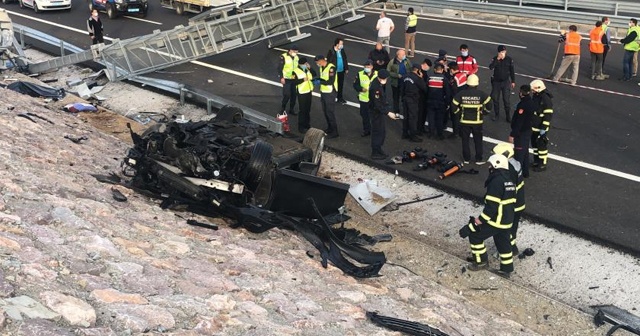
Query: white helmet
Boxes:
[
  {"xmin": 530, "ymin": 79, "xmax": 546, "ymax": 93},
  {"xmin": 488, "ymin": 154, "xmax": 509, "ymax": 170},
  {"xmin": 467, "ymin": 74, "xmax": 479, "ymax": 86},
  {"xmin": 492, "ymin": 142, "xmax": 514, "ymax": 159}
]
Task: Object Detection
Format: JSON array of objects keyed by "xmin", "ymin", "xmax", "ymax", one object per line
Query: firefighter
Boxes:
[
  {"xmin": 452, "ymin": 74, "xmax": 491, "ymax": 164},
  {"xmin": 278, "ymin": 45, "xmax": 299, "ymax": 115},
  {"xmin": 509, "ymin": 85, "xmax": 535, "ymax": 177},
  {"xmin": 493, "ymin": 143, "xmax": 525, "ymax": 255},
  {"xmin": 426, "ymin": 63, "xmax": 450, "ymax": 140},
  {"xmin": 529, "ymin": 79, "xmax": 553, "ymax": 172},
  {"xmin": 292, "ymin": 57, "xmax": 316, "ymax": 134},
  {"xmin": 353, "ymin": 60, "xmax": 378, "ymax": 137},
  {"xmin": 314, "ymin": 55, "xmax": 339, "ymax": 139},
  {"xmin": 369, "ymin": 69, "xmax": 400, "ymax": 159},
  {"xmin": 456, "ymin": 44, "xmax": 479, "ymax": 76},
  {"xmin": 459, "ymin": 153, "xmax": 516, "ymax": 276},
  {"xmin": 401, "ymin": 63, "xmax": 427, "ymax": 142}
]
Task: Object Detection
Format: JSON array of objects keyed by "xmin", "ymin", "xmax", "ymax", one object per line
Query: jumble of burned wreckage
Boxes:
[{"xmin": 97, "ymin": 106, "xmax": 388, "ymax": 279}]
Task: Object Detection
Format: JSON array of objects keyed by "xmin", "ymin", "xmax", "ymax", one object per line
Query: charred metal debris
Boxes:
[{"xmin": 96, "ymin": 106, "xmax": 387, "ymax": 278}]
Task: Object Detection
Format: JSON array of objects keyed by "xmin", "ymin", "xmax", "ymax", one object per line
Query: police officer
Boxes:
[
  {"xmin": 292, "ymin": 57, "xmax": 316, "ymax": 134},
  {"xmin": 509, "ymin": 85, "xmax": 535, "ymax": 177},
  {"xmin": 426, "ymin": 63, "xmax": 449, "ymax": 140},
  {"xmin": 529, "ymin": 79, "xmax": 554, "ymax": 172},
  {"xmin": 452, "ymin": 74, "xmax": 491, "ymax": 164},
  {"xmin": 489, "ymin": 45, "xmax": 516, "ymax": 122},
  {"xmin": 417, "ymin": 58, "xmax": 431, "ymax": 136},
  {"xmin": 459, "ymin": 153, "xmax": 516, "ymax": 276},
  {"xmin": 402, "ymin": 63, "xmax": 427, "ymax": 142},
  {"xmin": 315, "ymin": 55, "xmax": 339, "ymax": 139},
  {"xmin": 369, "ymin": 70, "xmax": 400, "ymax": 159},
  {"xmin": 353, "ymin": 60, "xmax": 378, "ymax": 137},
  {"xmin": 493, "ymin": 143, "xmax": 525, "ymax": 255},
  {"xmin": 278, "ymin": 45, "xmax": 299, "ymax": 115}
]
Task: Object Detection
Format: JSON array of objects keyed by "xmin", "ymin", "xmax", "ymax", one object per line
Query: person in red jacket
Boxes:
[{"xmin": 456, "ymin": 44, "xmax": 478, "ymax": 75}]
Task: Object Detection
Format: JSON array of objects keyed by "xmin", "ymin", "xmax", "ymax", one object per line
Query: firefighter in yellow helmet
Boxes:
[
  {"xmin": 452, "ymin": 74, "xmax": 492, "ymax": 165},
  {"xmin": 459, "ymin": 153, "xmax": 516, "ymax": 276},
  {"xmin": 493, "ymin": 142, "xmax": 525, "ymax": 255},
  {"xmin": 529, "ymin": 79, "xmax": 553, "ymax": 172}
]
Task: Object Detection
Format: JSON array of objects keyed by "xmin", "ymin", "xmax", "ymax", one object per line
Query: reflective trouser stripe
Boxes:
[
  {"xmin": 515, "ymin": 205, "xmax": 525, "ymax": 212},
  {"xmin": 510, "ymin": 234, "xmax": 516, "ymax": 246},
  {"xmin": 471, "ymin": 243, "xmax": 486, "ymax": 263},
  {"xmin": 500, "ymin": 252, "xmax": 514, "ymax": 265}
]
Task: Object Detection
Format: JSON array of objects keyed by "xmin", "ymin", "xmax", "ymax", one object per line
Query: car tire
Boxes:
[
  {"xmin": 302, "ymin": 128, "xmax": 325, "ymax": 165},
  {"xmin": 107, "ymin": 3, "xmax": 116, "ymax": 19},
  {"xmin": 175, "ymin": 2, "xmax": 184, "ymax": 15},
  {"xmin": 241, "ymin": 140, "xmax": 273, "ymax": 192},
  {"xmin": 214, "ymin": 105, "xmax": 244, "ymax": 123},
  {"xmin": 33, "ymin": 1, "xmax": 39, "ymax": 12}
]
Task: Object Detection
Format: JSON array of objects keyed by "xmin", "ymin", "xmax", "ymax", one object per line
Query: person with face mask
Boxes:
[
  {"xmin": 314, "ymin": 55, "xmax": 339, "ymax": 139},
  {"xmin": 417, "ymin": 58, "xmax": 431, "ymax": 136},
  {"xmin": 456, "ymin": 44, "xmax": 478, "ymax": 76},
  {"xmin": 368, "ymin": 69, "xmax": 400, "ymax": 160},
  {"xmin": 292, "ymin": 57, "xmax": 317, "ymax": 134},
  {"xmin": 552, "ymin": 25, "xmax": 582, "ymax": 86},
  {"xmin": 508, "ymin": 85, "xmax": 536, "ymax": 178},
  {"xmin": 87, "ymin": 9, "xmax": 104, "ymax": 45},
  {"xmin": 376, "ymin": 11, "xmax": 394, "ymax": 53},
  {"xmin": 426, "ymin": 63, "xmax": 450, "ymax": 140},
  {"xmin": 489, "ymin": 45, "xmax": 516, "ymax": 122},
  {"xmin": 401, "ymin": 63, "xmax": 427, "ymax": 142},
  {"xmin": 326, "ymin": 38, "xmax": 349, "ymax": 104},
  {"xmin": 278, "ymin": 45, "xmax": 299, "ymax": 115},
  {"xmin": 353, "ymin": 60, "xmax": 378, "ymax": 137},
  {"xmin": 368, "ymin": 42, "xmax": 390, "ymax": 72},
  {"xmin": 619, "ymin": 18, "xmax": 640, "ymax": 81},
  {"xmin": 387, "ymin": 49, "xmax": 412, "ymax": 115}
]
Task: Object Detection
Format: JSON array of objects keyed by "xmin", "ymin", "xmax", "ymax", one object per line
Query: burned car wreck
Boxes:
[{"xmin": 112, "ymin": 106, "xmax": 387, "ymax": 278}]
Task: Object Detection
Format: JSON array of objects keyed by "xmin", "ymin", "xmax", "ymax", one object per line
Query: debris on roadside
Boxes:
[
  {"xmin": 64, "ymin": 134, "xmax": 88, "ymax": 144},
  {"xmin": 366, "ymin": 311, "xmax": 450, "ymax": 336}
]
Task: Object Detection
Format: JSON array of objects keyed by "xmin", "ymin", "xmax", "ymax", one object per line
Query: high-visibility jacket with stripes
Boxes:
[
  {"xmin": 589, "ymin": 26, "xmax": 605, "ymax": 54},
  {"xmin": 479, "ymin": 170, "xmax": 516, "ymax": 230},
  {"xmin": 623, "ymin": 26, "xmax": 640, "ymax": 52},
  {"xmin": 456, "ymin": 55, "xmax": 478, "ymax": 75},
  {"xmin": 280, "ymin": 52, "xmax": 299, "ymax": 79},
  {"xmin": 319, "ymin": 63, "xmax": 338, "ymax": 93},
  {"xmin": 531, "ymin": 90, "xmax": 553, "ymax": 132},
  {"xmin": 293, "ymin": 67, "xmax": 314, "ymax": 94},
  {"xmin": 564, "ymin": 31, "xmax": 582, "ymax": 55},
  {"xmin": 452, "ymin": 88, "xmax": 491, "ymax": 125},
  {"xmin": 508, "ymin": 157, "xmax": 525, "ymax": 213},
  {"xmin": 355, "ymin": 70, "xmax": 377, "ymax": 102}
]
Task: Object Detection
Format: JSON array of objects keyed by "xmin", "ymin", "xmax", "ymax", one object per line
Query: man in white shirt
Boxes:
[{"xmin": 376, "ymin": 11, "xmax": 394, "ymax": 53}]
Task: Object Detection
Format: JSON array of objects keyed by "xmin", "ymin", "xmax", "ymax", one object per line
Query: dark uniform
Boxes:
[
  {"xmin": 292, "ymin": 59, "xmax": 317, "ymax": 133},
  {"xmin": 353, "ymin": 65, "xmax": 378, "ymax": 136},
  {"xmin": 453, "ymin": 85, "xmax": 491, "ymax": 163},
  {"xmin": 278, "ymin": 49, "xmax": 299, "ymax": 115},
  {"xmin": 531, "ymin": 89, "xmax": 554, "ymax": 170},
  {"xmin": 426, "ymin": 69, "xmax": 449, "ymax": 139},
  {"xmin": 401, "ymin": 67, "xmax": 427, "ymax": 140},
  {"xmin": 510, "ymin": 94, "xmax": 535, "ymax": 177},
  {"xmin": 508, "ymin": 157, "xmax": 525, "ymax": 255},
  {"xmin": 489, "ymin": 48, "xmax": 515, "ymax": 122},
  {"xmin": 87, "ymin": 14, "xmax": 104, "ymax": 45},
  {"xmin": 462, "ymin": 164, "xmax": 516, "ymax": 273},
  {"xmin": 369, "ymin": 72, "xmax": 392, "ymax": 158},
  {"xmin": 316, "ymin": 56, "xmax": 339, "ymax": 138}
]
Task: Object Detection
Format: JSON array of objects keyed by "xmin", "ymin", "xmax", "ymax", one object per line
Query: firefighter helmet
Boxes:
[
  {"xmin": 488, "ymin": 154, "xmax": 509, "ymax": 170},
  {"xmin": 467, "ymin": 74, "xmax": 479, "ymax": 86},
  {"xmin": 530, "ymin": 79, "xmax": 546, "ymax": 93},
  {"xmin": 492, "ymin": 142, "xmax": 514, "ymax": 159}
]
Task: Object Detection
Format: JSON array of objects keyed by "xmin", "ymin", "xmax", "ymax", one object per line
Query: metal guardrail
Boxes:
[{"xmin": 459, "ymin": 0, "xmax": 640, "ymax": 16}]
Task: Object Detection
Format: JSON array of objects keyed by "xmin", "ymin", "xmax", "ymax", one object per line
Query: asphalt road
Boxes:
[{"xmin": 2, "ymin": 2, "xmax": 640, "ymax": 256}]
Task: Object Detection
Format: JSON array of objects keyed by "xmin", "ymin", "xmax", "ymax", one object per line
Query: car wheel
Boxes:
[
  {"xmin": 175, "ymin": 2, "xmax": 184, "ymax": 15},
  {"xmin": 241, "ymin": 140, "xmax": 273, "ymax": 191},
  {"xmin": 107, "ymin": 3, "xmax": 116, "ymax": 19},
  {"xmin": 302, "ymin": 128, "xmax": 325, "ymax": 165},
  {"xmin": 214, "ymin": 105, "xmax": 244, "ymax": 123},
  {"xmin": 33, "ymin": 1, "xmax": 39, "ymax": 12}
]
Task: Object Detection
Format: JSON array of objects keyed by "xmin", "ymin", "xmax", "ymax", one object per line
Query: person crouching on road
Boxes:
[
  {"xmin": 452, "ymin": 74, "xmax": 491, "ymax": 165},
  {"xmin": 292, "ymin": 57, "xmax": 316, "ymax": 134},
  {"xmin": 314, "ymin": 55, "xmax": 339, "ymax": 139},
  {"xmin": 459, "ymin": 153, "xmax": 516, "ymax": 277},
  {"xmin": 369, "ymin": 70, "xmax": 400, "ymax": 160},
  {"xmin": 87, "ymin": 9, "xmax": 104, "ymax": 45},
  {"xmin": 353, "ymin": 60, "xmax": 378, "ymax": 137},
  {"xmin": 401, "ymin": 63, "xmax": 427, "ymax": 142}
]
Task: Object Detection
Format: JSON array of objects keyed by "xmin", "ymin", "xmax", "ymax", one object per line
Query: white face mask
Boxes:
[
  {"xmin": 461, "ymin": 51, "xmax": 469, "ymax": 57},
  {"xmin": 290, "ymin": 52, "xmax": 297, "ymax": 57},
  {"xmin": 92, "ymin": 13, "xmax": 98, "ymax": 18}
]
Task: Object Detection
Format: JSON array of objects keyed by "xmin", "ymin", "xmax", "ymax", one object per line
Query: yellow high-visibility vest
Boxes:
[
  {"xmin": 357, "ymin": 70, "xmax": 377, "ymax": 102},
  {"xmin": 293, "ymin": 67, "xmax": 313, "ymax": 94},
  {"xmin": 281, "ymin": 52, "xmax": 298, "ymax": 79},
  {"xmin": 320, "ymin": 63, "xmax": 337, "ymax": 93}
]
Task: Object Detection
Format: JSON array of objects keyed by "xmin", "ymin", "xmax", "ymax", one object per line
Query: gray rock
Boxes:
[
  {"xmin": 107, "ymin": 303, "xmax": 176, "ymax": 333},
  {"xmin": 15, "ymin": 318, "xmax": 74, "ymax": 336},
  {"xmin": 0, "ymin": 295, "xmax": 60, "ymax": 321},
  {"xmin": 51, "ymin": 207, "xmax": 95, "ymax": 230}
]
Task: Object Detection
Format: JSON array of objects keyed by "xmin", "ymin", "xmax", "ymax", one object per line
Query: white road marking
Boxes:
[
  {"xmin": 7, "ymin": 10, "xmax": 117, "ymax": 41},
  {"xmin": 416, "ymin": 32, "xmax": 527, "ymax": 49},
  {"xmin": 122, "ymin": 16, "xmax": 162, "ymax": 25}
]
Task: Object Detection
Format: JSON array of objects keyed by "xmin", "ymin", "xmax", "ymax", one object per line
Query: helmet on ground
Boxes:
[
  {"xmin": 488, "ymin": 154, "xmax": 509, "ymax": 170},
  {"xmin": 492, "ymin": 142, "xmax": 514, "ymax": 159},
  {"xmin": 467, "ymin": 74, "xmax": 479, "ymax": 86},
  {"xmin": 530, "ymin": 79, "xmax": 546, "ymax": 93}
]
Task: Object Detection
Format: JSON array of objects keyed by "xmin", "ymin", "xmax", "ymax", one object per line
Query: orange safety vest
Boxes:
[
  {"xmin": 589, "ymin": 26, "xmax": 605, "ymax": 53},
  {"xmin": 564, "ymin": 31, "xmax": 582, "ymax": 55}
]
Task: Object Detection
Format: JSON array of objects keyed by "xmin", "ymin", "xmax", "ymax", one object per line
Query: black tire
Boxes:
[
  {"xmin": 33, "ymin": 1, "xmax": 39, "ymax": 12},
  {"xmin": 175, "ymin": 2, "xmax": 184, "ymax": 15},
  {"xmin": 241, "ymin": 141, "xmax": 273, "ymax": 191},
  {"xmin": 214, "ymin": 105, "xmax": 244, "ymax": 123},
  {"xmin": 107, "ymin": 3, "xmax": 117, "ymax": 19},
  {"xmin": 302, "ymin": 128, "xmax": 325, "ymax": 164}
]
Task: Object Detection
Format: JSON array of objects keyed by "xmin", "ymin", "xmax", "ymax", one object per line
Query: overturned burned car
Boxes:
[{"xmin": 115, "ymin": 106, "xmax": 387, "ymax": 278}]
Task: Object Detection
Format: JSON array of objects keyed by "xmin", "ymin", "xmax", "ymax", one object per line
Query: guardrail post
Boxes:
[
  {"xmin": 614, "ymin": 3, "xmax": 618, "ymax": 16},
  {"xmin": 518, "ymin": 0, "xmax": 522, "ymax": 5},
  {"xmin": 564, "ymin": 0, "xmax": 568, "ymax": 11},
  {"xmin": 506, "ymin": 15, "xmax": 510, "ymax": 25},
  {"xmin": 59, "ymin": 41, "xmax": 64, "ymax": 57}
]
